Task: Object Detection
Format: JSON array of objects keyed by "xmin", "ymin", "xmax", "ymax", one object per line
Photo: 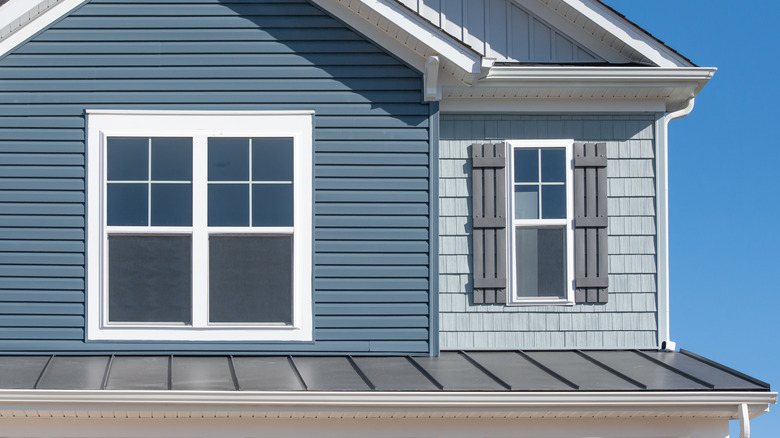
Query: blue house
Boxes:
[{"xmin": 0, "ymin": 0, "xmax": 774, "ymax": 436}]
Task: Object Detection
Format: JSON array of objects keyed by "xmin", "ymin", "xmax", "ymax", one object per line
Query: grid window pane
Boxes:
[
  {"xmin": 252, "ymin": 138, "xmax": 294, "ymax": 181},
  {"xmin": 107, "ymin": 183, "xmax": 148, "ymax": 226},
  {"xmin": 151, "ymin": 137, "xmax": 192, "ymax": 181},
  {"xmin": 108, "ymin": 235, "xmax": 192, "ymax": 323},
  {"xmin": 252, "ymin": 184, "xmax": 293, "ymax": 226},
  {"xmin": 515, "ymin": 227, "xmax": 566, "ymax": 298},
  {"xmin": 209, "ymin": 236, "xmax": 292, "ymax": 324},
  {"xmin": 514, "ymin": 186, "xmax": 539, "ymax": 220},
  {"xmin": 514, "ymin": 148, "xmax": 539, "ymax": 183},
  {"xmin": 107, "ymin": 138, "xmax": 148, "ymax": 181},
  {"xmin": 208, "ymin": 184, "xmax": 249, "ymax": 226},
  {"xmin": 541, "ymin": 185, "xmax": 566, "ymax": 219},
  {"xmin": 151, "ymin": 183, "xmax": 192, "ymax": 226},
  {"xmin": 208, "ymin": 138, "xmax": 249, "ymax": 181},
  {"xmin": 541, "ymin": 148, "xmax": 566, "ymax": 183}
]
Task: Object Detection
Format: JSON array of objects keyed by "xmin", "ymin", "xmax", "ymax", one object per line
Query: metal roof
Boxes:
[{"xmin": 0, "ymin": 350, "xmax": 768, "ymax": 392}]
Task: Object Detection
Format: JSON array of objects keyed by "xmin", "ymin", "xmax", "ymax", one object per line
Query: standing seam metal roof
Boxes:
[{"xmin": 0, "ymin": 350, "xmax": 769, "ymax": 392}]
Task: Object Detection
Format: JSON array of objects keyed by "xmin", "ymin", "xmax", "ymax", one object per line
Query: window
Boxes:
[
  {"xmin": 508, "ymin": 140, "xmax": 574, "ymax": 304},
  {"xmin": 86, "ymin": 111, "xmax": 313, "ymax": 341}
]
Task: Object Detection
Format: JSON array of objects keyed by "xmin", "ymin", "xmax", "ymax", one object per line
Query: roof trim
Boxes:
[
  {"xmin": 0, "ymin": 0, "xmax": 85, "ymax": 59},
  {"xmin": 0, "ymin": 390, "xmax": 775, "ymax": 419},
  {"xmin": 544, "ymin": 0, "xmax": 695, "ymax": 67},
  {"xmin": 311, "ymin": 0, "xmax": 481, "ymax": 79},
  {"xmin": 443, "ymin": 66, "xmax": 716, "ymax": 112}
]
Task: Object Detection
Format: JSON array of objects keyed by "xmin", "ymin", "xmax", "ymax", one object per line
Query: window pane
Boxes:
[
  {"xmin": 252, "ymin": 138, "xmax": 294, "ymax": 181},
  {"xmin": 209, "ymin": 236, "xmax": 292, "ymax": 324},
  {"xmin": 514, "ymin": 148, "xmax": 538, "ymax": 183},
  {"xmin": 541, "ymin": 185, "xmax": 566, "ymax": 219},
  {"xmin": 514, "ymin": 186, "xmax": 539, "ymax": 220},
  {"xmin": 208, "ymin": 184, "xmax": 249, "ymax": 226},
  {"xmin": 515, "ymin": 227, "xmax": 565, "ymax": 298},
  {"xmin": 151, "ymin": 137, "xmax": 192, "ymax": 181},
  {"xmin": 151, "ymin": 183, "xmax": 192, "ymax": 226},
  {"xmin": 107, "ymin": 183, "xmax": 147, "ymax": 226},
  {"xmin": 542, "ymin": 185, "xmax": 566, "ymax": 219},
  {"xmin": 541, "ymin": 148, "xmax": 566, "ymax": 183},
  {"xmin": 108, "ymin": 235, "xmax": 191, "ymax": 323},
  {"xmin": 252, "ymin": 184, "xmax": 293, "ymax": 226},
  {"xmin": 208, "ymin": 138, "xmax": 249, "ymax": 181},
  {"xmin": 107, "ymin": 137, "xmax": 147, "ymax": 181}
]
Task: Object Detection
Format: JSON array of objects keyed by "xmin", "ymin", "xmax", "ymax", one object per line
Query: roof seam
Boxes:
[{"xmin": 632, "ymin": 350, "xmax": 715, "ymax": 390}]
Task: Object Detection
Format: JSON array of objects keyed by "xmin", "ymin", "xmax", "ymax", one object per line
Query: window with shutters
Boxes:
[
  {"xmin": 85, "ymin": 111, "xmax": 313, "ymax": 341},
  {"xmin": 508, "ymin": 140, "xmax": 575, "ymax": 304}
]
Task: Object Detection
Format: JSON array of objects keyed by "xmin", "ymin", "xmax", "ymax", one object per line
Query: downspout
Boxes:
[
  {"xmin": 657, "ymin": 98, "xmax": 695, "ymax": 351},
  {"xmin": 738, "ymin": 403, "xmax": 751, "ymax": 438}
]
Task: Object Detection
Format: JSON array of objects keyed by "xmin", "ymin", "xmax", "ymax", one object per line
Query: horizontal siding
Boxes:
[
  {"xmin": 438, "ymin": 114, "xmax": 659, "ymax": 350},
  {"xmin": 0, "ymin": 0, "xmax": 430, "ymax": 354}
]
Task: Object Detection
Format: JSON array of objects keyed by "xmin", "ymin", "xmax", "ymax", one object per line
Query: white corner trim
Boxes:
[
  {"xmin": 423, "ymin": 55, "xmax": 441, "ymax": 101},
  {"xmin": 553, "ymin": 0, "xmax": 694, "ymax": 67},
  {"xmin": 0, "ymin": 0, "xmax": 87, "ymax": 58}
]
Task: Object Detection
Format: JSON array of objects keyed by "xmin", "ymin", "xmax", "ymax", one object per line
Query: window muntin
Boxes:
[
  {"xmin": 508, "ymin": 140, "xmax": 574, "ymax": 304},
  {"xmin": 87, "ymin": 111, "xmax": 313, "ymax": 341}
]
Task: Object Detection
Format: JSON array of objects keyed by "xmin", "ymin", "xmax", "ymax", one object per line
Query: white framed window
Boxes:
[
  {"xmin": 507, "ymin": 140, "xmax": 574, "ymax": 305},
  {"xmin": 86, "ymin": 110, "xmax": 313, "ymax": 341}
]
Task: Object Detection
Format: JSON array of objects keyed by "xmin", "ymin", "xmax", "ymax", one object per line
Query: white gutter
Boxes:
[
  {"xmin": 0, "ymin": 390, "xmax": 774, "ymax": 414},
  {"xmin": 480, "ymin": 66, "xmax": 715, "ymax": 94}
]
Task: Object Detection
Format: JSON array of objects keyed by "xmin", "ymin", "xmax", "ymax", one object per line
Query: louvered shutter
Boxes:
[
  {"xmin": 471, "ymin": 143, "xmax": 507, "ymax": 304},
  {"xmin": 573, "ymin": 142, "xmax": 609, "ymax": 304}
]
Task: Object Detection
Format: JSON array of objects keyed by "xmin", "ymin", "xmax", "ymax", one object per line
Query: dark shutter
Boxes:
[
  {"xmin": 471, "ymin": 143, "xmax": 507, "ymax": 304},
  {"xmin": 573, "ymin": 142, "xmax": 608, "ymax": 304}
]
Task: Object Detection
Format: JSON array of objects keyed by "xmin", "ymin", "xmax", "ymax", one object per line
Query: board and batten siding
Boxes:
[
  {"xmin": 396, "ymin": 0, "xmax": 602, "ymax": 63},
  {"xmin": 440, "ymin": 114, "xmax": 659, "ymax": 350},
  {"xmin": 0, "ymin": 0, "xmax": 433, "ymax": 354}
]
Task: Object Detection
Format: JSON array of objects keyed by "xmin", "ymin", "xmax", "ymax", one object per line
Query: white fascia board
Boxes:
[
  {"xmin": 0, "ymin": 391, "xmax": 775, "ymax": 416},
  {"xmin": 554, "ymin": 0, "xmax": 694, "ymax": 67},
  {"xmin": 0, "ymin": 0, "xmax": 87, "ymax": 58},
  {"xmin": 311, "ymin": 0, "xmax": 481, "ymax": 75}
]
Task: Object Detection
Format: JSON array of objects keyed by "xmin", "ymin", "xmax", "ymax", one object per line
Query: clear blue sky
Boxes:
[{"xmin": 604, "ymin": 0, "xmax": 780, "ymax": 435}]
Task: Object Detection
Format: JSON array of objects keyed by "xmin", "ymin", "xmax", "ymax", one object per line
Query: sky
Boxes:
[{"xmin": 603, "ymin": 0, "xmax": 780, "ymax": 435}]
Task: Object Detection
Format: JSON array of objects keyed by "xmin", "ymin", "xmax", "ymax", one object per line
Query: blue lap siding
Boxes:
[{"xmin": 0, "ymin": 0, "xmax": 432, "ymax": 354}]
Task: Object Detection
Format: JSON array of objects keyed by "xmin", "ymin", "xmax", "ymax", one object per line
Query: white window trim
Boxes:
[
  {"xmin": 86, "ymin": 110, "xmax": 313, "ymax": 341},
  {"xmin": 506, "ymin": 139, "xmax": 575, "ymax": 306}
]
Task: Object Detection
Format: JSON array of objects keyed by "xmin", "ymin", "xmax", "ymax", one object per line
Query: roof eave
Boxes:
[
  {"xmin": 442, "ymin": 66, "xmax": 716, "ymax": 112},
  {"xmin": 0, "ymin": 390, "xmax": 774, "ymax": 419}
]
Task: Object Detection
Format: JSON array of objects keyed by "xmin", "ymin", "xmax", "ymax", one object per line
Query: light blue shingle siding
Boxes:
[
  {"xmin": 439, "ymin": 114, "xmax": 660, "ymax": 350},
  {"xmin": 0, "ymin": 0, "xmax": 431, "ymax": 354}
]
